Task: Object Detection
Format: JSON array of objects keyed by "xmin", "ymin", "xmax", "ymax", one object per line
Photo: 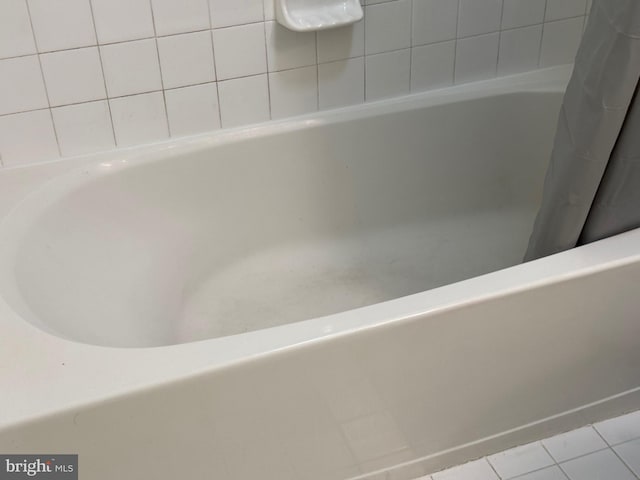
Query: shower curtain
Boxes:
[{"xmin": 525, "ymin": 0, "xmax": 640, "ymax": 261}]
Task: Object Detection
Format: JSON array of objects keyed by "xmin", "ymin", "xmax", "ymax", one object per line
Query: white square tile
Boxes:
[
  {"xmin": 543, "ymin": 426, "xmax": 608, "ymax": 463},
  {"xmin": 501, "ymin": 0, "xmax": 546, "ymax": 29},
  {"xmin": 265, "ymin": 21, "xmax": 316, "ymax": 72},
  {"xmin": 595, "ymin": 411, "xmax": 640, "ymax": 446},
  {"xmin": 0, "ymin": 56, "xmax": 49, "ymax": 115},
  {"xmin": 0, "ymin": 1, "xmax": 36, "ymax": 59},
  {"xmin": 40, "ymin": 47, "xmax": 106, "ymax": 106},
  {"xmin": 151, "ymin": 0, "xmax": 210, "ymax": 36},
  {"xmin": 318, "ymin": 56, "xmax": 364, "ymax": 109},
  {"xmin": 0, "ymin": 110, "xmax": 59, "ymax": 166},
  {"xmin": 212, "ymin": 23, "xmax": 267, "ymax": 80},
  {"xmin": 561, "ymin": 448, "xmax": 636, "ymax": 480},
  {"xmin": 209, "ymin": 0, "xmax": 263, "ymax": 28},
  {"xmin": 515, "ymin": 466, "xmax": 568, "ymax": 480},
  {"xmin": 165, "ymin": 83, "xmax": 220, "ymax": 136},
  {"xmin": 365, "ymin": 0, "xmax": 411, "ymax": 54},
  {"xmin": 614, "ymin": 438, "xmax": 640, "ymax": 477},
  {"xmin": 268, "ymin": 66, "xmax": 318, "ymax": 119},
  {"xmin": 498, "ymin": 25, "xmax": 543, "ymax": 76},
  {"xmin": 52, "ymin": 100, "xmax": 114, "ymax": 156},
  {"xmin": 545, "ymin": 0, "xmax": 587, "ymax": 21},
  {"xmin": 157, "ymin": 31, "xmax": 216, "ymax": 89},
  {"xmin": 432, "ymin": 459, "xmax": 499, "ymax": 480},
  {"xmin": 365, "ymin": 49, "xmax": 410, "ymax": 101},
  {"xmin": 101, "ymin": 39, "xmax": 162, "ymax": 97},
  {"xmin": 218, "ymin": 74, "xmax": 270, "ymax": 127},
  {"xmin": 488, "ymin": 442, "xmax": 554, "ymax": 479},
  {"xmin": 458, "ymin": 0, "xmax": 503, "ymax": 38},
  {"xmin": 28, "ymin": 0, "xmax": 96, "ymax": 52},
  {"xmin": 539, "ymin": 17, "xmax": 585, "ymax": 67},
  {"xmin": 91, "ymin": 0, "xmax": 155, "ymax": 44},
  {"xmin": 109, "ymin": 92, "xmax": 168, "ymax": 146},
  {"xmin": 317, "ymin": 21, "xmax": 364, "ymax": 64},
  {"xmin": 411, "ymin": 40, "xmax": 455, "ymax": 92},
  {"xmin": 264, "ymin": 0, "xmax": 275, "ymax": 21},
  {"xmin": 412, "ymin": 0, "xmax": 458, "ymax": 46},
  {"xmin": 455, "ymin": 32, "xmax": 499, "ymax": 84}
]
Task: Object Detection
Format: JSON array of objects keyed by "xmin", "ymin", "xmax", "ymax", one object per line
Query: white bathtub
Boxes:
[{"xmin": 1, "ymin": 65, "xmax": 639, "ymax": 480}]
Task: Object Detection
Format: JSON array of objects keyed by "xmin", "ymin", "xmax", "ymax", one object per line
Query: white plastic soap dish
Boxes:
[{"xmin": 275, "ymin": 0, "xmax": 363, "ymax": 32}]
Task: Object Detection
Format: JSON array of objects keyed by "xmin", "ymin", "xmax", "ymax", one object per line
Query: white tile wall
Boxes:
[{"xmin": 0, "ymin": 0, "xmax": 589, "ymax": 167}]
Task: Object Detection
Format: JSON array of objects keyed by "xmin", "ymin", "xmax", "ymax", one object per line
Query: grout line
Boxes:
[
  {"xmin": 147, "ymin": 0, "xmax": 171, "ymax": 138},
  {"xmin": 495, "ymin": 0, "xmax": 505, "ymax": 75},
  {"xmin": 23, "ymin": 0, "xmax": 62, "ymax": 157},
  {"xmin": 262, "ymin": 21, "xmax": 273, "ymax": 120},
  {"xmin": 88, "ymin": 0, "xmax": 117, "ymax": 148},
  {"xmin": 206, "ymin": 0, "xmax": 223, "ymax": 129},
  {"xmin": 538, "ymin": 0, "xmax": 549, "ymax": 68},
  {"xmin": 452, "ymin": 0, "xmax": 460, "ymax": 85}
]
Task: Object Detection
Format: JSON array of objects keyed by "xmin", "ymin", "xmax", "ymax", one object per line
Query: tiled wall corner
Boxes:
[{"xmin": 0, "ymin": 0, "xmax": 589, "ymax": 167}]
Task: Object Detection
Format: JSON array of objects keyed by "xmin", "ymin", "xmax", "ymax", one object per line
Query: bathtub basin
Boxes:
[{"xmin": 1, "ymin": 65, "xmax": 639, "ymax": 480}]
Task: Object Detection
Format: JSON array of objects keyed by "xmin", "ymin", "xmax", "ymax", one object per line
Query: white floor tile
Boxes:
[
  {"xmin": 432, "ymin": 459, "xmax": 498, "ymax": 480},
  {"xmin": 595, "ymin": 411, "xmax": 640, "ymax": 446},
  {"xmin": 515, "ymin": 466, "xmax": 568, "ymax": 480},
  {"xmin": 543, "ymin": 426, "xmax": 608, "ymax": 463},
  {"xmin": 488, "ymin": 442, "xmax": 554, "ymax": 479},
  {"xmin": 560, "ymin": 449, "xmax": 636, "ymax": 480},
  {"xmin": 614, "ymin": 438, "xmax": 640, "ymax": 477}
]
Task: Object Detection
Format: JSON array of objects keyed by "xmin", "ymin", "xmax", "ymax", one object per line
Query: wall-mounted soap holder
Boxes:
[{"xmin": 275, "ymin": 0, "xmax": 363, "ymax": 32}]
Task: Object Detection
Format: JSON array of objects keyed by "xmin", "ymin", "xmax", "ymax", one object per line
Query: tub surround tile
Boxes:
[
  {"xmin": 545, "ymin": 0, "xmax": 588, "ymax": 22},
  {"xmin": 317, "ymin": 21, "xmax": 364, "ymax": 64},
  {"xmin": 0, "ymin": 1, "xmax": 36, "ymax": 59},
  {"xmin": 157, "ymin": 31, "xmax": 216, "ymax": 89},
  {"xmin": 539, "ymin": 17, "xmax": 584, "ymax": 68},
  {"xmin": 0, "ymin": 56, "xmax": 49, "ymax": 116},
  {"xmin": 165, "ymin": 83, "xmax": 221, "ymax": 136},
  {"xmin": 52, "ymin": 100, "xmax": 115, "ymax": 156},
  {"xmin": 209, "ymin": 0, "xmax": 264, "ymax": 29},
  {"xmin": 28, "ymin": 0, "xmax": 97, "ymax": 52},
  {"xmin": 150, "ymin": 0, "xmax": 210, "ymax": 36},
  {"xmin": 101, "ymin": 39, "xmax": 163, "ymax": 98},
  {"xmin": 40, "ymin": 47, "xmax": 106, "ymax": 107},
  {"xmin": 212, "ymin": 23, "xmax": 267, "ymax": 80},
  {"xmin": 594, "ymin": 410, "xmax": 640, "ymax": 446},
  {"xmin": 487, "ymin": 442, "xmax": 554, "ymax": 479},
  {"xmin": 318, "ymin": 57, "xmax": 364, "ymax": 110},
  {"xmin": 268, "ymin": 66, "xmax": 318, "ymax": 119},
  {"xmin": 364, "ymin": 0, "xmax": 412, "ymax": 54},
  {"xmin": 91, "ymin": 0, "xmax": 155, "ymax": 44},
  {"xmin": 109, "ymin": 92, "xmax": 169, "ymax": 147},
  {"xmin": 454, "ymin": 33, "xmax": 499, "ymax": 84},
  {"xmin": 0, "ymin": 110, "xmax": 59, "ymax": 166},
  {"xmin": 365, "ymin": 49, "xmax": 410, "ymax": 101},
  {"xmin": 412, "ymin": 0, "xmax": 458, "ymax": 46},
  {"xmin": 410, "ymin": 40, "xmax": 455, "ymax": 92},
  {"xmin": 265, "ymin": 22, "xmax": 317, "ymax": 72},
  {"xmin": 218, "ymin": 74, "xmax": 270, "ymax": 128},
  {"xmin": 458, "ymin": 0, "xmax": 503, "ymax": 38},
  {"xmin": 498, "ymin": 25, "xmax": 544, "ymax": 76},
  {"xmin": 501, "ymin": 0, "xmax": 546, "ymax": 30},
  {"xmin": 0, "ymin": 0, "xmax": 588, "ymax": 165},
  {"xmin": 542, "ymin": 426, "xmax": 608, "ymax": 463}
]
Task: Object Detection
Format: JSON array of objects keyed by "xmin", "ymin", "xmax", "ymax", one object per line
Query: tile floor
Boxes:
[{"xmin": 418, "ymin": 410, "xmax": 640, "ymax": 480}]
